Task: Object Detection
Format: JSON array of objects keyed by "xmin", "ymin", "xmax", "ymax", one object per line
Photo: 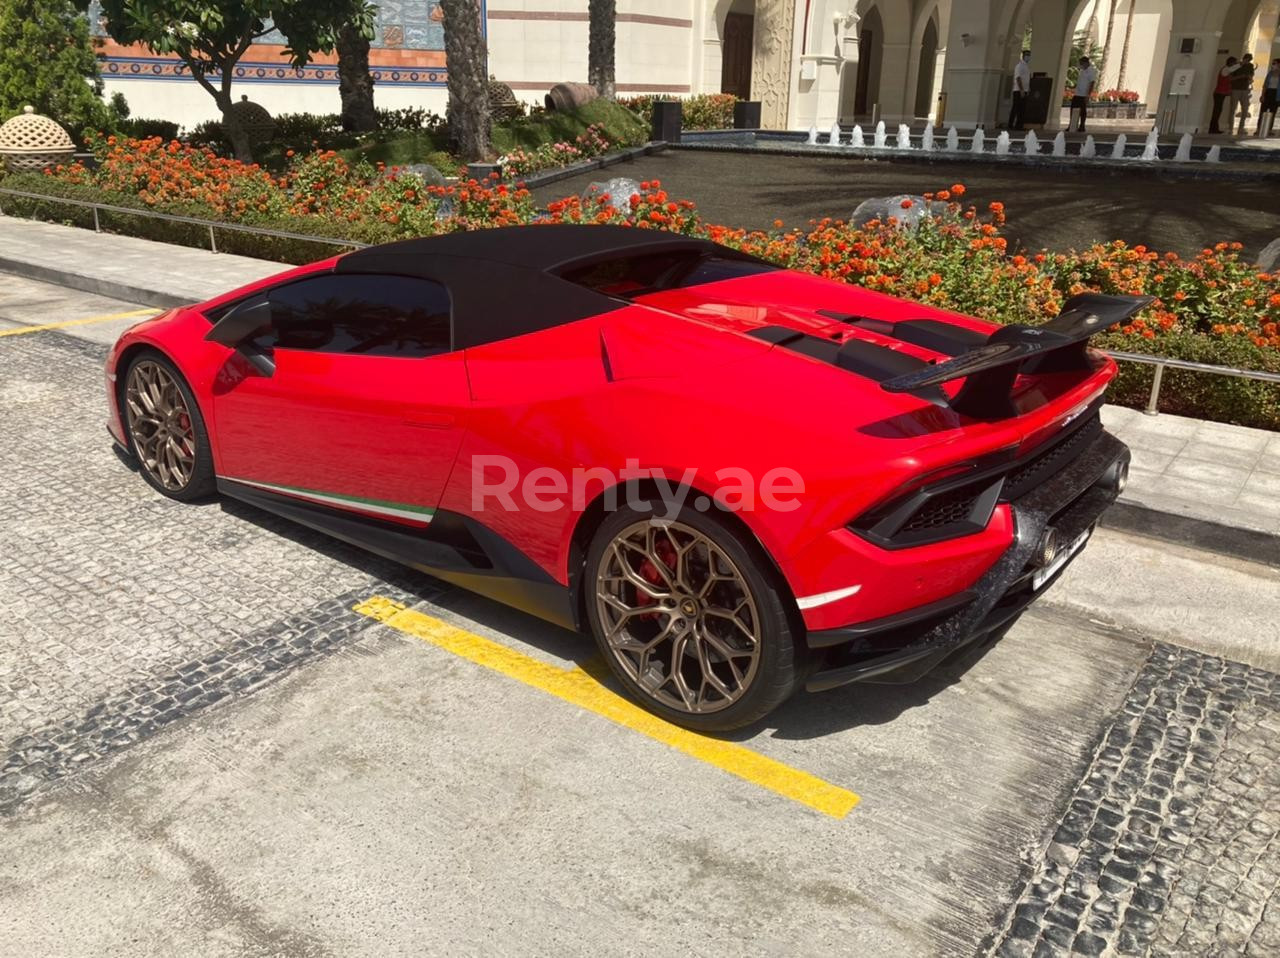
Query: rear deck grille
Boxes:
[
  {"xmin": 1002, "ymin": 412, "xmax": 1102, "ymax": 501},
  {"xmin": 851, "ymin": 407, "xmax": 1103, "ymax": 549}
]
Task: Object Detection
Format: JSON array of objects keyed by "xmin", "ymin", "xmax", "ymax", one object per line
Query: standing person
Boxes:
[
  {"xmin": 1259, "ymin": 58, "xmax": 1280, "ymax": 134},
  {"xmin": 1071, "ymin": 56, "xmax": 1098, "ymax": 132},
  {"xmin": 1010, "ymin": 49, "xmax": 1031, "ymax": 131},
  {"xmin": 1231, "ymin": 53, "xmax": 1256, "ymax": 135},
  {"xmin": 1210, "ymin": 56, "xmax": 1239, "ymax": 134}
]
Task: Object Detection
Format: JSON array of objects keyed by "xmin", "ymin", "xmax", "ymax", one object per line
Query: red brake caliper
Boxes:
[{"xmin": 635, "ymin": 538, "xmax": 678, "ymax": 619}]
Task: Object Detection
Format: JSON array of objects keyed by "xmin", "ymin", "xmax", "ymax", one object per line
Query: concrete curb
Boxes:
[
  {"xmin": 517, "ymin": 142, "xmax": 668, "ymax": 191},
  {"xmin": 1101, "ymin": 500, "xmax": 1280, "ymax": 567},
  {"xmin": 0, "ymin": 255, "xmax": 192, "ymax": 311},
  {"xmin": 671, "ymin": 138, "xmax": 1280, "ymax": 183}
]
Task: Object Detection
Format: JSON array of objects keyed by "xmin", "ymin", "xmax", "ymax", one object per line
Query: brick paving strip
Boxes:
[
  {"xmin": 992, "ymin": 644, "xmax": 1280, "ymax": 957},
  {"xmin": 0, "ymin": 584, "xmax": 419, "ymax": 815}
]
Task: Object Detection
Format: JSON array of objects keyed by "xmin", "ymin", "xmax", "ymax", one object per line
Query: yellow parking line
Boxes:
[
  {"xmin": 354, "ymin": 596, "xmax": 860, "ymax": 819},
  {"xmin": 0, "ymin": 307, "xmax": 160, "ymax": 338}
]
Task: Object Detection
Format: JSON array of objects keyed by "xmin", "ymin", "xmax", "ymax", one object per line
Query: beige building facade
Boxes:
[{"xmin": 93, "ymin": 1, "xmax": 1280, "ymax": 135}]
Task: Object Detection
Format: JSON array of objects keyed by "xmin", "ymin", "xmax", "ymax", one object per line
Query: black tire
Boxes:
[
  {"xmin": 121, "ymin": 350, "xmax": 216, "ymax": 502},
  {"xmin": 584, "ymin": 500, "xmax": 806, "ymax": 732}
]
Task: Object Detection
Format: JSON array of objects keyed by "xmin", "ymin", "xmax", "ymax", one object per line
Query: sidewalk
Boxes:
[
  {"xmin": 1101, "ymin": 405, "xmax": 1280, "ymax": 561},
  {"xmin": 1, "ymin": 213, "xmax": 1276, "ymax": 563},
  {"xmin": 0, "ymin": 216, "xmax": 282, "ymax": 308}
]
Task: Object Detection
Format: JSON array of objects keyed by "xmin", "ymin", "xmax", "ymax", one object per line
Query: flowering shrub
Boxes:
[
  {"xmin": 498, "ymin": 123, "xmax": 617, "ymax": 177},
  {"xmin": 544, "ymin": 180, "xmax": 701, "ymax": 234},
  {"xmin": 619, "ymin": 93, "xmax": 739, "ymax": 131},
  {"xmin": 9, "ymin": 143, "xmax": 1279, "ymax": 427},
  {"xmin": 1062, "ymin": 87, "xmax": 1142, "ymax": 104}
]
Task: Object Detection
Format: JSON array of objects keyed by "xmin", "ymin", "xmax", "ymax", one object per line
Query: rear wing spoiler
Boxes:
[{"xmin": 880, "ymin": 293, "xmax": 1153, "ymax": 419}]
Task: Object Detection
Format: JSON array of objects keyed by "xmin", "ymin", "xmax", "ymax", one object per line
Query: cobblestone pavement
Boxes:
[
  {"xmin": 994, "ymin": 644, "xmax": 1280, "ymax": 957},
  {"xmin": 0, "ymin": 325, "xmax": 443, "ymax": 810}
]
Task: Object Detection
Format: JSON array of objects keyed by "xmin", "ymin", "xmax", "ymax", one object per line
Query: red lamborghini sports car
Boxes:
[{"xmin": 107, "ymin": 225, "xmax": 1142, "ymax": 730}]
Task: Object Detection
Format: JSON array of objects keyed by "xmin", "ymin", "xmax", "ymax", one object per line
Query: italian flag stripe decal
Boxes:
[{"xmin": 225, "ymin": 477, "xmax": 435, "ymax": 523}]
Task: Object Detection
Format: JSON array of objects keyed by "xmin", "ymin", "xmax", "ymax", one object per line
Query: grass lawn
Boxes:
[{"xmin": 339, "ymin": 99, "xmax": 648, "ymax": 172}]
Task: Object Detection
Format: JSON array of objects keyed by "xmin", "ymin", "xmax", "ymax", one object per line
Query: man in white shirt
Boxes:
[
  {"xmin": 1010, "ymin": 50, "xmax": 1032, "ymax": 131},
  {"xmin": 1071, "ymin": 56, "xmax": 1099, "ymax": 132}
]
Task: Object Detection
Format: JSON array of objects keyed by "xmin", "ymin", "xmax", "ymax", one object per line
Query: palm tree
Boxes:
[
  {"xmin": 1116, "ymin": 0, "xmax": 1137, "ymax": 92},
  {"xmin": 440, "ymin": 0, "xmax": 490, "ymax": 161},
  {"xmin": 336, "ymin": 13, "xmax": 377, "ymax": 132},
  {"xmin": 588, "ymin": 0, "xmax": 616, "ymax": 98},
  {"xmin": 1100, "ymin": 0, "xmax": 1120, "ymax": 85}
]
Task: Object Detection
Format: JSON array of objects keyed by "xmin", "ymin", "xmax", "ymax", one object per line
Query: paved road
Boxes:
[
  {"xmin": 533, "ymin": 150, "xmax": 1280, "ymax": 259},
  {"xmin": 1, "ymin": 278, "xmax": 1277, "ymax": 956}
]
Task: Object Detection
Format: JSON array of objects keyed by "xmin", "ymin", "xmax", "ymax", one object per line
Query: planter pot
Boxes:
[
  {"xmin": 466, "ymin": 161, "xmax": 501, "ymax": 180},
  {"xmin": 651, "ymin": 100, "xmax": 682, "ymax": 143},
  {"xmin": 733, "ymin": 101, "xmax": 762, "ymax": 129}
]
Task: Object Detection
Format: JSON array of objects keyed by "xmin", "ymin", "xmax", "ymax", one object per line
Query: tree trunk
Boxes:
[
  {"xmin": 210, "ymin": 87, "xmax": 254, "ymax": 163},
  {"xmin": 337, "ymin": 22, "xmax": 377, "ymax": 132},
  {"xmin": 1116, "ymin": 0, "xmax": 1136, "ymax": 92},
  {"xmin": 588, "ymin": 0, "xmax": 616, "ymax": 99},
  {"xmin": 440, "ymin": 0, "xmax": 490, "ymax": 162},
  {"xmin": 1100, "ymin": 0, "xmax": 1119, "ymax": 85}
]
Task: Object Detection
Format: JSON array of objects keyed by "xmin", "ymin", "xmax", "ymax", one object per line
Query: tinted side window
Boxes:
[
  {"xmin": 262, "ymin": 274, "xmax": 451, "ymax": 357},
  {"xmin": 559, "ymin": 252, "xmax": 777, "ymax": 299}
]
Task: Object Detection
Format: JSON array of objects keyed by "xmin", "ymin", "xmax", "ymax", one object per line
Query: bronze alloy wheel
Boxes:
[
  {"xmin": 594, "ymin": 519, "xmax": 762, "ymax": 715},
  {"xmin": 125, "ymin": 360, "xmax": 198, "ymax": 492}
]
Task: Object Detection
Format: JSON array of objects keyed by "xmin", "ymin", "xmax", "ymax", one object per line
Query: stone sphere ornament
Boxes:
[
  {"xmin": 0, "ymin": 106, "xmax": 76, "ymax": 172},
  {"xmin": 582, "ymin": 177, "xmax": 642, "ymax": 215}
]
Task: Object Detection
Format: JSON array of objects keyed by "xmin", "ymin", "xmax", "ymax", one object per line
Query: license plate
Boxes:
[{"xmin": 1032, "ymin": 529, "xmax": 1091, "ymax": 591}]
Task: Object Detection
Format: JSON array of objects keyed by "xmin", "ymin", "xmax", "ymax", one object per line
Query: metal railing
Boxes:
[
  {"xmin": 2, "ymin": 185, "xmax": 1278, "ymax": 418},
  {"xmin": 0, "ymin": 186, "xmax": 370, "ymax": 253},
  {"xmin": 1109, "ymin": 350, "xmax": 1280, "ymax": 415}
]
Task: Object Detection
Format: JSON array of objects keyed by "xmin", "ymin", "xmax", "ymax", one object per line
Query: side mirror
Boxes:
[{"xmin": 204, "ymin": 296, "xmax": 275, "ymax": 376}]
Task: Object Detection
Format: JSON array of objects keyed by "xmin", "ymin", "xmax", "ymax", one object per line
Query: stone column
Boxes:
[
  {"xmin": 1156, "ymin": 31, "xmax": 1222, "ymax": 133},
  {"xmin": 1029, "ymin": 0, "xmax": 1074, "ymax": 132},
  {"xmin": 751, "ymin": 0, "xmax": 799, "ymax": 129},
  {"xmin": 931, "ymin": 46, "xmax": 948, "ymax": 122},
  {"xmin": 878, "ymin": 41, "xmax": 914, "ymax": 122},
  {"xmin": 939, "ymin": 4, "xmax": 1004, "ymax": 130}
]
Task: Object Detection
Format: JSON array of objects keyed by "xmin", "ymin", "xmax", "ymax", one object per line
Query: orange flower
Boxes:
[{"xmin": 950, "ymin": 184, "xmax": 966, "ymax": 197}]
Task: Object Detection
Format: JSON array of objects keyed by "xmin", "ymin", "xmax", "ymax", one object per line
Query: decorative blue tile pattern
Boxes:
[{"xmin": 88, "ymin": 0, "xmax": 447, "ymax": 51}]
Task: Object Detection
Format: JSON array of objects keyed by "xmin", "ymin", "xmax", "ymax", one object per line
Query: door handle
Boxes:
[{"xmin": 405, "ymin": 413, "xmax": 455, "ymax": 429}]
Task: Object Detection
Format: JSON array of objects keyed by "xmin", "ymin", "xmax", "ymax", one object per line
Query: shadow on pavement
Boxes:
[{"xmin": 219, "ymin": 494, "xmax": 1000, "ymax": 741}]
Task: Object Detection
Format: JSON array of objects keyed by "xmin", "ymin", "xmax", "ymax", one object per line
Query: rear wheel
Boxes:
[
  {"xmin": 585, "ymin": 503, "xmax": 805, "ymax": 732},
  {"xmin": 122, "ymin": 353, "xmax": 215, "ymax": 501}
]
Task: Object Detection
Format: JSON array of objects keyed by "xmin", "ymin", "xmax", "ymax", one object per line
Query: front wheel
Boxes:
[
  {"xmin": 122, "ymin": 352, "xmax": 216, "ymax": 502},
  {"xmin": 585, "ymin": 503, "xmax": 805, "ymax": 732}
]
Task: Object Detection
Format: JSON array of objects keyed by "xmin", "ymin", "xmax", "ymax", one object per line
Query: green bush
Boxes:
[
  {"xmin": 1107, "ymin": 331, "xmax": 1280, "ymax": 430},
  {"xmin": 0, "ymin": 0, "xmax": 115, "ymax": 144},
  {"xmin": 619, "ymin": 93, "xmax": 739, "ymax": 131},
  {"xmin": 118, "ymin": 118, "xmax": 181, "ymax": 141}
]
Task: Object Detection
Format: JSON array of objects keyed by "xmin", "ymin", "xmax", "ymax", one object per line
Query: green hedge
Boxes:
[
  {"xmin": 1107, "ymin": 331, "xmax": 1280, "ymax": 430},
  {"xmin": 0, "ymin": 175, "xmax": 398, "ymax": 263}
]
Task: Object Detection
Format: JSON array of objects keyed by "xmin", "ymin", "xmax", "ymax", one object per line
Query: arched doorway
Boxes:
[
  {"xmin": 915, "ymin": 15, "xmax": 940, "ymax": 116},
  {"xmin": 719, "ymin": 0, "xmax": 756, "ymax": 99},
  {"xmin": 852, "ymin": 5, "xmax": 884, "ymax": 117}
]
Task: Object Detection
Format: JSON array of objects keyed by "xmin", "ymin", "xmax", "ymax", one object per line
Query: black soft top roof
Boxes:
[
  {"xmin": 339, "ymin": 223, "xmax": 729, "ymax": 274},
  {"xmin": 335, "ymin": 225, "xmax": 765, "ymax": 349}
]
